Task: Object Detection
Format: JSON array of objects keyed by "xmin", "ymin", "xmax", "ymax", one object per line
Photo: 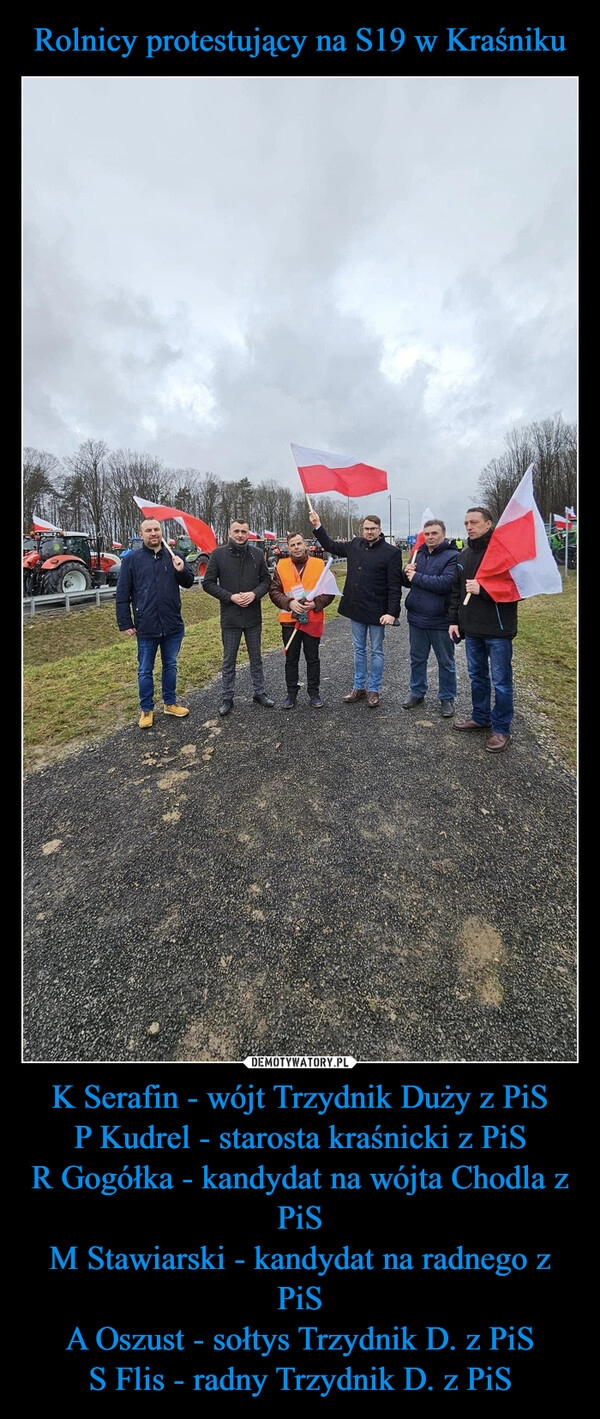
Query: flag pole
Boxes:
[
  {"xmin": 305, "ymin": 492, "xmax": 315, "ymax": 516},
  {"xmin": 283, "ymin": 627, "xmax": 299, "ymax": 656},
  {"xmin": 161, "ymin": 536, "xmax": 177, "ymax": 562}
]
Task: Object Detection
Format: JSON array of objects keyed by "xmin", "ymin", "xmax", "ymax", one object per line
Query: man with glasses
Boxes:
[{"xmin": 308, "ymin": 509, "xmax": 402, "ymax": 707}]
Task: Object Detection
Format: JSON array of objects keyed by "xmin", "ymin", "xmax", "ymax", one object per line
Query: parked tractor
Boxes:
[
  {"xmin": 174, "ymin": 535, "xmax": 212, "ymax": 579},
  {"xmin": 23, "ymin": 532, "xmax": 122, "ymax": 596}
]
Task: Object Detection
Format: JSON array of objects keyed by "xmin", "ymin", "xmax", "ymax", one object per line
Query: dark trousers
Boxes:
[
  {"xmin": 221, "ymin": 624, "xmax": 265, "ymax": 698},
  {"xmin": 281, "ymin": 623, "xmax": 321, "ymax": 696}
]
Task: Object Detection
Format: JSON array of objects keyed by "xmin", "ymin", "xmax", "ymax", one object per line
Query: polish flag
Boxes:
[
  {"xmin": 133, "ymin": 497, "xmax": 217, "ymax": 553},
  {"xmin": 553, "ymin": 512, "xmax": 577, "ymax": 529},
  {"xmin": 290, "ymin": 443, "xmax": 388, "ymax": 498},
  {"xmin": 476, "ymin": 466, "xmax": 562, "ymax": 601},
  {"xmin": 408, "ymin": 506, "xmax": 436, "ymax": 561},
  {"xmin": 247, "ymin": 531, "xmax": 259, "ymax": 540},
  {"xmin": 263, "ymin": 529, "xmax": 277, "ymax": 540},
  {"xmin": 32, "ymin": 515, "xmax": 61, "ymax": 532}
]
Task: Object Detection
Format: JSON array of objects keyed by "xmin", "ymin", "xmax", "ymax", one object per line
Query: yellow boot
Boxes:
[
  {"xmin": 139, "ymin": 710, "xmax": 154, "ymax": 728},
  {"xmin": 163, "ymin": 704, "xmax": 189, "ymax": 717}
]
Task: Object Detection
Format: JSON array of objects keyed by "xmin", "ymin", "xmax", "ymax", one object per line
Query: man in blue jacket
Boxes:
[
  {"xmin": 308, "ymin": 509, "xmax": 402, "ymax": 707},
  {"xmin": 116, "ymin": 518, "xmax": 195, "ymax": 728},
  {"xmin": 401, "ymin": 519, "xmax": 458, "ymax": 717}
]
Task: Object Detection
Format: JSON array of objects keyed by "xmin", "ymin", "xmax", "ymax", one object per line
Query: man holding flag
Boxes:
[
  {"xmin": 448, "ymin": 467, "xmax": 561, "ymax": 751},
  {"xmin": 308, "ymin": 508, "xmax": 402, "ymax": 707},
  {"xmin": 268, "ymin": 532, "xmax": 336, "ymax": 708}
]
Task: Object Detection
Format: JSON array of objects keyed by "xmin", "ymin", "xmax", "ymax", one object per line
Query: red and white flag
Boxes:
[
  {"xmin": 553, "ymin": 511, "xmax": 577, "ymax": 529},
  {"xmin": 263, "ymin": 529, "xmax": 277, "ymax": 540},
  {"xmin": 133, "ymin": 497, "xmax": 217, "ymax": 553},
  {"xmin": 476, "ymin": 466, "xmax": 562, "ymax": 601},
  {"xmin": 247, "ymin": 531, "xmax": 259, "ymax": 540},
  {"xmin": 408, "ymin": 506, "xmax": 436, "ymax": 560},
  {"xmin": 32, "ymin": 514, "xmax": 61, "ymax": 532},
  {"xmin": 290, "ymin": 443, "xmax": 388, "ymax": 498}
]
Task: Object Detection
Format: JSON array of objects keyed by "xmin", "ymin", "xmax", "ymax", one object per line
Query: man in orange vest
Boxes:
[{"xmin": 269, "ymin": 532, "xmax": 336, "ymax": 708}]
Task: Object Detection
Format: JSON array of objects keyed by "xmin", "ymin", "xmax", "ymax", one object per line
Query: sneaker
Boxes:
[
  {"xmin": 139, "ymin": 710, "xmax": 154, "ymax": 729},
  {"xmin": 309, "ymin": 695, "xmax": 324, "ymax": 707},
  {"xmin": 440, "ymin": 700, "xmax": 455, "ymax": 717},
  {"xmin": 163, "ymin": 704, "xmax": 189, "ymax": 717},
  {"xmin": 282, "ymin": 694, "xmax": 297, "ymax": 709}
]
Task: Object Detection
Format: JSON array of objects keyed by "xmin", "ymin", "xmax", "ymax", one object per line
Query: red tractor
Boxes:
[{"xmin": 23, "ymin": 532, "xmax": 122, "ymax": 596}]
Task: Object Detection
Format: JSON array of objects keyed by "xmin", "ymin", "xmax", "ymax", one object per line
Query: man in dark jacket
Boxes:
[
  {"xmin": 401, "ymin": 519, "xmax": 458, "ymax": 717},
  {"xmin": 116, "ymin": 518, "xmax": 195, "ymax": 729},
  {"xmin": 448, "ymin": 506, "xmax": 518, "ymax": 752},
  {"xmin": 308, "ymin": 509, "xmax": 402, "ymax": 707},
  {"xmin": 202, "ymin": 519, "xmax": 274, "ymax": 716}
]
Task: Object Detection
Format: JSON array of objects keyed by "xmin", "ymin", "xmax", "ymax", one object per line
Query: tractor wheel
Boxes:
[
  {"xmin": 45, "ymin": 562, "xmax": 92, "ymax": 594},
  {"xmin": 196, "ymin": 556, "xmax": 210, "ymax": 579}
]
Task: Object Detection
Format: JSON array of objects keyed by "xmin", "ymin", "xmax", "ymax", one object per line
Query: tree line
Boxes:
[
  {"xmin": 476, "ymin": 414, "xmax": 577, "ymax": 522},
  {"xmin": 22, "ymin": 441, "xmax": 360, "ymax": 549}
]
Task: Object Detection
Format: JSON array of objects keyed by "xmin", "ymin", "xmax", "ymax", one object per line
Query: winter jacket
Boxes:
[
  {"xmin": 447, "ymin": 531, "xmax": 518, "ymax": 639},
  {"xmin": 202, "ymin": 540, "xmax": 272, "ymax": 629},
  {"xmin": 314, "ymin": 526, "xmax": 402, "ymax": 625},
  {"xmin": 401, "ymin": 540, "xmax": 458, "ymax": 630},
  {"xmin": 115, "ymin": 543, "xmax": 194, "ymax": 638}
]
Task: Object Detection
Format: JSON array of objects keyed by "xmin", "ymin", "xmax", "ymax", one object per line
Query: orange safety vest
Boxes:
[{"xmin": 276, "ymin": 556, "xmax": 326, "ymax": 636}]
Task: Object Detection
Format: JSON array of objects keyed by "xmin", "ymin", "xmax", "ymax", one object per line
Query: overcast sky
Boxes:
[{"xmin": 22, "ymin": 75, "xmax": 577, "ymax": 535}]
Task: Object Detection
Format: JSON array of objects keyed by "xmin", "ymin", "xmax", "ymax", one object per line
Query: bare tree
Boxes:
[
  {"xmin": 477, "ymin": 413, "xmax": 577, "ymax": 522},
  {"xmin": 63, "ymin": 439, "xmax": 109, "ymax": 553},
  {"xmin": 22, "ymin": 448, "xmax": 62, "ymax": 529}
]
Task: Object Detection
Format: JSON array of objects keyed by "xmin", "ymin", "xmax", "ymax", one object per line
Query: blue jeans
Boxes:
[
  {"xmin": 350, "ymin": 621, "xmax": 386, "ymax": 692},
  {"xmin": 465, "ymin": 636, "xmax": 514, "ymax": 734},
  {"xmin": 137, "ymin": 632, "xmax": 184, "ymax": 710},
  {"xmin": 408, "ymin": 624, "xmax": 457, "ymax": 701}
]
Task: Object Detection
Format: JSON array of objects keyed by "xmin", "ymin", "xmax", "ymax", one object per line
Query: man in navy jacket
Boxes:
[
  {"xmin": 116, "ymin": 518, "xmax": 195, "ymax": 728},
  {"xmin": 401, "ymin": 519, "xmax": 458, "ymax": 717}
]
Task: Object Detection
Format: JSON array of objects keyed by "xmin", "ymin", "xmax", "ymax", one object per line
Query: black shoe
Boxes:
[
  {"xmin": 218, "ymin": 700, "xmax": 233, "ymax": 717},
  {"xmin": 440, "ymin": 700, "xmax": 455, "ymax": 717},
  {"xmin": 309, "ymin": 695, "xmax": 324, "ymax": 707},
  {"xmin": 402, "ymin": 695, "xmax": 424, "ymax": 709},
  {"xmin": 253, "ymin": 693, "xmax": 275, "ymax": 707},
  {"xmin": 282, "ymin": 694, "xmax": 297, "ymax": 709}
]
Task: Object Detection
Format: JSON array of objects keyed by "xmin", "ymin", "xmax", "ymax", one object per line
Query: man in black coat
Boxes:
[
  {"xmin": 448, "ymin": 506, "xmax": 518, "ymax": 752},
  {"xmin": 202, "ymin": 519, "xmax": 274, "ymax": 716},
  {"xmin": 308, "ymin": 509, "xmax": 402, "ymax": 707},
  {"xmin": 116, "ymin": 518, "xmax": 195, "ymax": 729}
]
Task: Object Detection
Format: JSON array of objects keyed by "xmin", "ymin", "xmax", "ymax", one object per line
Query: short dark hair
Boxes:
[
  {"xmin": 287, "ymin": 531, "xmax": 305, "ymax": 542},
  {"xmin": 466, "ymin": 507, "xmax": 494, "ymax": 523},
  {"xmin": 229, "ymin": 517, "xmax": 249, "ymax": 527},
  {"xmin": 362, "ymin": 514, "xmax": 381, "ymax": 527},
  {"xmin": 423, "ymin": 518, "xmax": 446, "ymax": 533}
]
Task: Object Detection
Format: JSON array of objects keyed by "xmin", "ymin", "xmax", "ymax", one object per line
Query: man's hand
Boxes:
[
  {"xmin": 308, "ymin": 510, "xmax": 320, "ymax": 527},
  {"xmin": 465, "ymin": 578, "xmax": 481, "ymax": 595},
  {"xmin": 404, "ymin": 563, "xmax": 416, "ymax": 580},
  {"xmin": 288, "ymin": 597, "xmax": 306, "ymax": 614},
  {"xmin": 231, "ymin": 591, "xmax": 256, "ymax": 606},
  {"xmin": 172, "ymin": 555, "xmax": 184, "ymax": 572},
  {"xmin": 448, "ymin": 624, "xmax": 461, "ymax": 641},
  {"xmin": 121, "ymin": 628, "xmax": 137, "ymax": 636},
  {"xmin": 380, "ymin": 614, "xmax": 396, "ymax": 625}
]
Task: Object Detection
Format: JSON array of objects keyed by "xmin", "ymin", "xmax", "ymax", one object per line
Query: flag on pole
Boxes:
[
  {"xmin": 247, "ymin": 530, "xmax": 259, "ymax": 540},
  {"xmin": 408, "ymin": 506, "xmax": 436, "ymax": 559},
  {"xmin": 476, "ymin": 466, "xmax": 562, "ymax": 601},
  {"xmin": 133, "ymin": 497, "xmax": 217, "ymax": 553},
  {"xmin": 553, "ymin": 512, "xmax": 577, "ymax": 529},
  {"xmin": 263, "ymin": 529, "xmax": 277, "ymax": 540},
  {"xmin": 306, "ymin": 556, "xmax": 340, "ymax": 601},
  {"xmin": 290, "ymin": 443, "xmax": 388, "ymax": 498},
  {"xmin": 32, "ymin": 514, "xmax": 61, "ymax": 532}
]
